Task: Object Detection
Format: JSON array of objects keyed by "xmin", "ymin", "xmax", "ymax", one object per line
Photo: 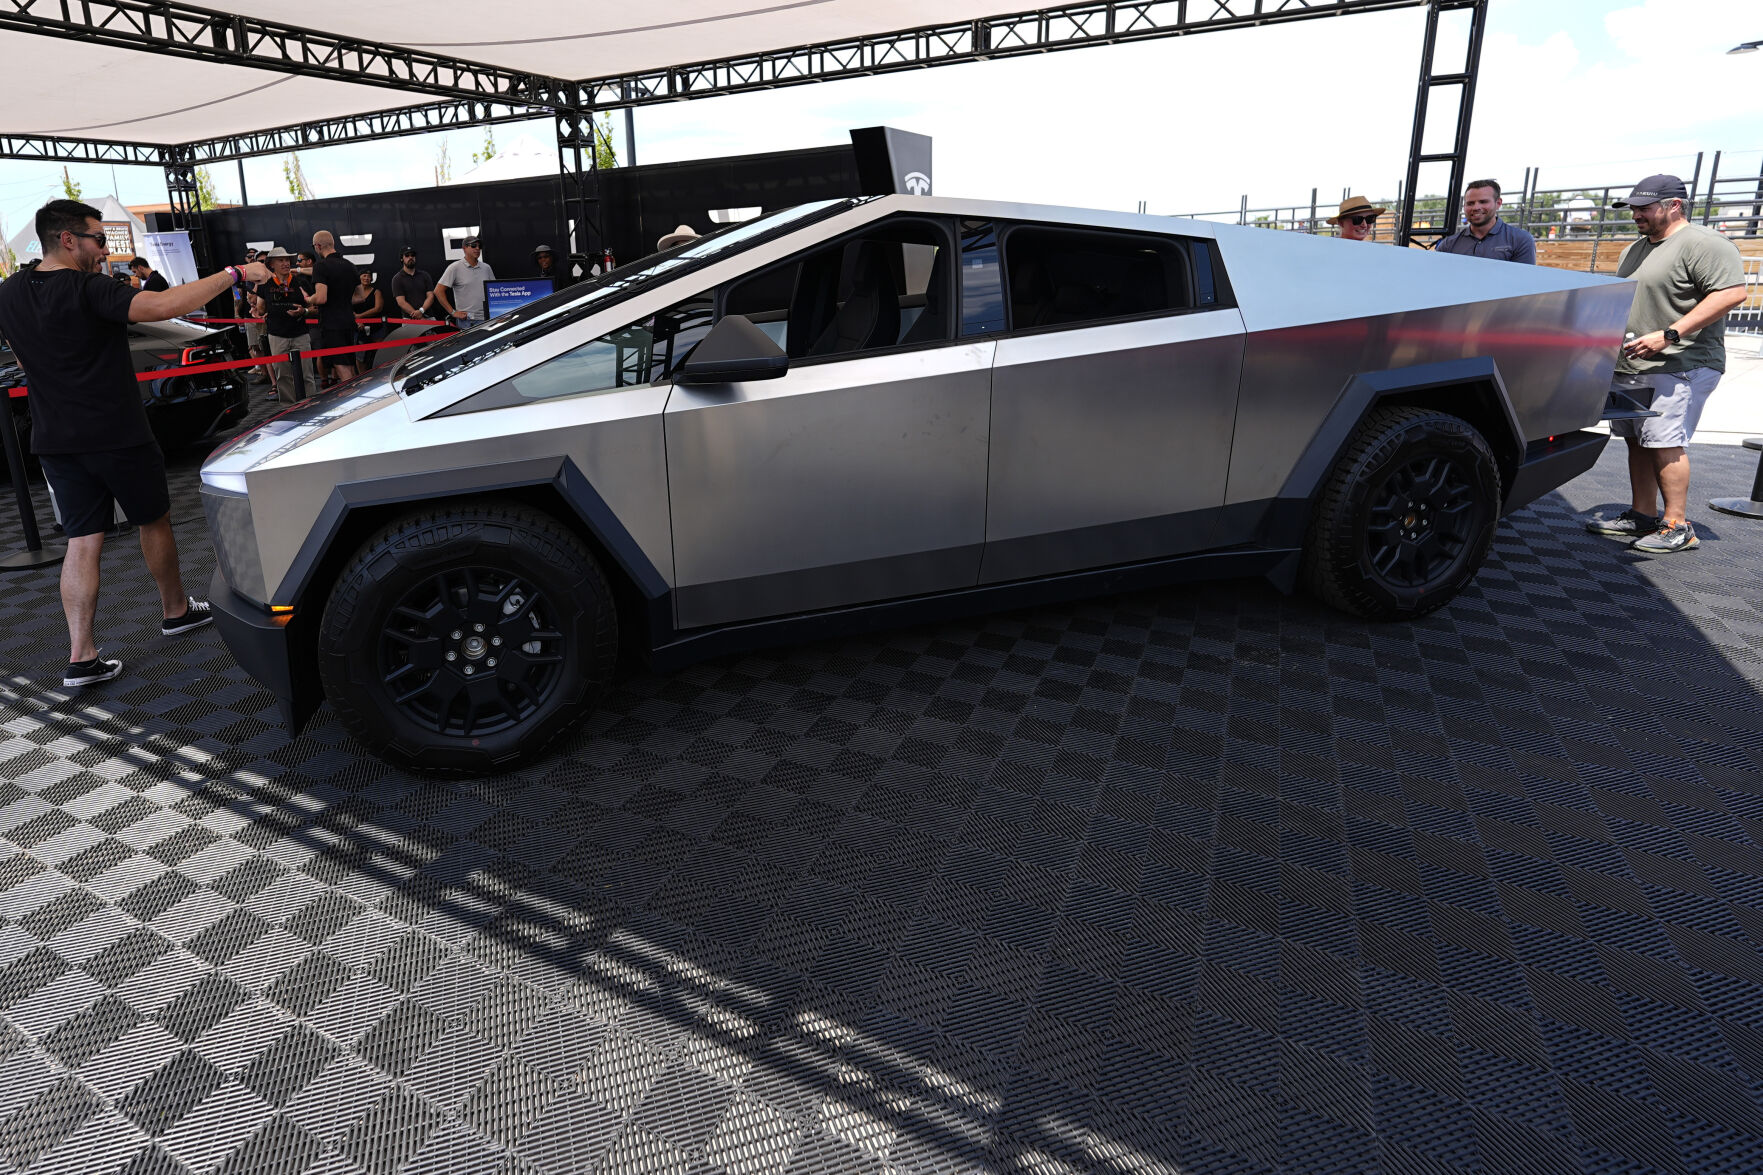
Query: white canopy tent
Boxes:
[
  {"xmin": 0, "ymin": 1, "xmax": 1481, "ymax": 252},
  {"xmin": 0, "ymin": 2, "xmax": 1447, "ymax": 153},
  {"xmin": 0, "ymin": 2, "xmax": 1070, "ymax": 147},
  {"xmin": 3, "ymin": 195, "xmax": 146, "ymax": 271}
]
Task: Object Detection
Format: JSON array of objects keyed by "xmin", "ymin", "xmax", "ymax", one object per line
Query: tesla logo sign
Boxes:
[{"xmin": 902, "ymin": 171, "xmax": 931, "ymax": 195}]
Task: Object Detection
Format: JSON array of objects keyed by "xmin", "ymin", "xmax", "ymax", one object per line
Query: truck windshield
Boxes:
[{"xmin": 394, "ymin": 199, "xmax": 864, "ymax": 395}]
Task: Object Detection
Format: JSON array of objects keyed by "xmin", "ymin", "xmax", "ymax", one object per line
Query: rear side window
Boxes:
[{"xmin": 1003, "ymin": 227, "xmax": 1192, "ymax": 331}]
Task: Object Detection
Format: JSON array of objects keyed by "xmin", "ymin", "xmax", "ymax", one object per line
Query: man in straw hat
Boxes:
[
  {"xmin": 249, "ymin": 247, "xmax": 316, "ymax": 406},
  {"xmin": 1327, "ymin": 196, "xmax": 1386, "ymax": 242}
]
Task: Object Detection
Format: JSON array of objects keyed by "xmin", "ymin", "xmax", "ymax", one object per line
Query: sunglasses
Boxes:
[
  {"xmin": 1346, "ymin": 215, "xmax": 1378, "ymax": 227},
  {"xmin": 65, "ymin": 230, "xmax": 107, "ymax": 246}
]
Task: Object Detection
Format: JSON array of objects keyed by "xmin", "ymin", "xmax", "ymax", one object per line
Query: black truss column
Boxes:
[
  {"xmin": 162, "ymin": 146, "xmax": 211, "ymax": 272},
  {"xmin": 1398, "ymin": 0, "xmax": 1490, "ymax": 246},
  {"xmin": 555, "ymin": 89, "xmax": 605, "ymax": 283}
]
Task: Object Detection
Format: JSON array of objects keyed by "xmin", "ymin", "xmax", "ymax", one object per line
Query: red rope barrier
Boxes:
[
  {"xmin": 201, "ymin": 317, "xmax": 456, "ymax": 326},
  {"xmin": 5, "ymin": 328, "xmax": 457, "ymax": 396}
]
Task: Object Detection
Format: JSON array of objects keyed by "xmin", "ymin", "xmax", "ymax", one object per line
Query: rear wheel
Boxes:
[
  {"xmin": 1302, "ymin": 406, "xmax": 1501, "ymax": 621},
  {"xmin": 318, "ymin": 502, "xmax": 617, "ymax": 774}
]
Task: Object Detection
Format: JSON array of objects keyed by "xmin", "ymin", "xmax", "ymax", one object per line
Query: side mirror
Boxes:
[{"xmin": 676, "ymin": 314, "xmax": 788, "ymax": 384}]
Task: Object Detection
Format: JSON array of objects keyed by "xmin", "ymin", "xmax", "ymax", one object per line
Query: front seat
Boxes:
[
  {"xmin": 899, "ymin": 245, "xmax": 950, "ymax": 346},
  {"xmin": 806, "ymin": 242, "xmax": 900, "ymax": 357}
]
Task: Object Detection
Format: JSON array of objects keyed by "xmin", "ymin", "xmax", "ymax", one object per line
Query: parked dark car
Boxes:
[{"xmin": 1, "ymin": 315, "xmax": 249, "ymax": 473}]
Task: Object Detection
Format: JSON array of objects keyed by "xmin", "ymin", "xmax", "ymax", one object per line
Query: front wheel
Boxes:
[
  {"xmin": 1302, "ymin": 406, "xmax": 1501, "ymax": 621},
  {"xmin": 317, "ymin": 502, "xmax": 617, "ymax": 774}
]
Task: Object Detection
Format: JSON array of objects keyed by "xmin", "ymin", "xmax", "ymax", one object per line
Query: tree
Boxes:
[
  {"xmin": 282, "ymin": 152, "xmax": 312, "ymax": 201},
  {"xmin": 0, "ymin": 215, "xmax": 16, "ymax": 277},
  {"xmin": 434, "ymin": 139, "xmax": 453, "ymax": 185},
  {"xmin": 194, "ymin": 166, "xmax": 218, "ymax": 211},
  {"xmin": 60, "ymin": 166, "xmax": 81, "ymax": 200},
  {"xmin": 471, "ymin": 129, "xmax": 497, "ymax": 166},
  {"xmin": 594, "ymin": 114, "xmax": 618, "ymax": 170}
]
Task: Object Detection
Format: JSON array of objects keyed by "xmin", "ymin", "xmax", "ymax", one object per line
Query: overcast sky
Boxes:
[{"xmin": 2, "ymin": 0, "xmax": 1759, "ymax": 247}]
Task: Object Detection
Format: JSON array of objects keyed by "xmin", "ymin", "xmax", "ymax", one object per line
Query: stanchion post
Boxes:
[
  {"xmin": 1709, "ymin": 437, "xmax": 1763, "ymax": 520},
  {"xmin": 0, "ymin": 389, "xmax": 67, "ymax": 571}
]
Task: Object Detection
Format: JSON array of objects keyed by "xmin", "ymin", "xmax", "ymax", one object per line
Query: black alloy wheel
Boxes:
[
  {"xmin": 378, "ymin": 566, "xmax": 565, "ymax": 738},
  {"xmin": 1303, "ymin": 406, "xmax": 1501, "ymax": 621},
  {"xmin": 1362, "ymin": 454, "xmax": 1481, "ymax": 592},
  {"xmin": 319, "ymin": 502, "xmax": 617, "ymax": 775}
]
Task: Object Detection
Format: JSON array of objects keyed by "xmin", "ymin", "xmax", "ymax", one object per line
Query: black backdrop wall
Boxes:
[{"xmin": 192, "ymin": 144, "xmax": 861, "ymax": 283}]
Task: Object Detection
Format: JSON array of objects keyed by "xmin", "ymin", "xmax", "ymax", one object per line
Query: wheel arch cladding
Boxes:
[
  {"xmin": 317, "ymin": 501, "xmax": 619, "ymax": 775},
  {"xmin": 276, "ymin": 457, "xmax": 670, "ymax": 707},
  {"xmin": 1278, "ymin": 357, "xmax": 1524, "ymax": 508}
]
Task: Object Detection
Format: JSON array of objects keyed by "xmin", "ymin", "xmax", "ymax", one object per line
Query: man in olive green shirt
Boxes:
[{"xmin": 1585, "ymin": 175, "xmax": 1747, "ymax": 553}]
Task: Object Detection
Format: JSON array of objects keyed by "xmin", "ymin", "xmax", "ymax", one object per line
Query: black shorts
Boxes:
[
  {"xmin": 39, "ymin": 442, "xmax": 170, "ymax": 538},
  {"xmin": 317, "ymin": 326, "xmax": 358, "ymax": 364}
]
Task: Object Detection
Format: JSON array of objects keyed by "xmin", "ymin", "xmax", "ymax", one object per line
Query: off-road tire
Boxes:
[
  {"xmin": 318, "ymin": 501, "xmax": 617, "ymax": 775},
  {"xmin": 1302, "ymin": 406, "xmax": 1501, "ymax": 621}
]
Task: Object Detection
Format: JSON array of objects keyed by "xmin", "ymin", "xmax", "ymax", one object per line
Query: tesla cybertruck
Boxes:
[{"xmin": 200, "ymin": 195, "xmax": 1634, "ymax": 773}]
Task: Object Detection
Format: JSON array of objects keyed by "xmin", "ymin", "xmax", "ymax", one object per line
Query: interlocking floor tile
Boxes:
[{"xmin": 5, "ymin": 434, "xmax": 1763, "ymax": 1171}]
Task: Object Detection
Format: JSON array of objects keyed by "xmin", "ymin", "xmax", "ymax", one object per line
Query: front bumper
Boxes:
[
  {"xmin": 1503, "ymin": 429, "xmax": 1609, "ymax": 515},
  {"xmin": 211, "ymin": 568, "xmax": 322, "ymax": 732}
]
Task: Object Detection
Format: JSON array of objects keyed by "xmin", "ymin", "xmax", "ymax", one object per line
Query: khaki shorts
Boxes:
[{"xmin": 1610, "ymin": 366, "xmax": 1721, "ymax": 448}]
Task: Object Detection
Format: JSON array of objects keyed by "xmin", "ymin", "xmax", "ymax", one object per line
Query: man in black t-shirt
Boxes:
[
  {"xmin": 128, "ymin": 257, "xmax": 170, "ymax": 291},
  {"xmin": 389, "ymin": 247, "xmax": 436, "ymax": 319},
  {"xmin": 0, "ymin": 199, "xmax": 268, "ymax": 687},
  {"xmin": 308, "ymin": 230, "xmax": 358, "ymax": 380}
]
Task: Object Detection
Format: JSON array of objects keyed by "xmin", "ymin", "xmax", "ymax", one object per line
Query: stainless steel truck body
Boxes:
[{"xmin": 201, "ymin": 195, "xmax": 1634, "ymax": 772}]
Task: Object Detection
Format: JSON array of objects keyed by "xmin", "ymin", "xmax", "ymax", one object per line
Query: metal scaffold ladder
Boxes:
[{"xmin": 1399, "ymin": 0, "xmax": 1490, "ymax": 247}]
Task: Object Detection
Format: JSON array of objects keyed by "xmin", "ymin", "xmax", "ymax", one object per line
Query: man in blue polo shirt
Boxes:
[{"xmin": 1433, "ymin": 179, "xmax": 1536, "ymax": 264}]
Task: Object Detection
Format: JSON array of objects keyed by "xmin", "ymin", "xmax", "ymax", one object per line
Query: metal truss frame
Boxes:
[
  {"xmin": 0, "ymin": 0, "xmax": 556, "ymax": 104},
  {"xmin": 184, "ymin": 101, "xmax": 554, "ymax": 165},
  {"xmin": 555, "ymin": 94, "xmax": 602, "ymax": 284},
  {"xmin": 0, "ymin": 133, "xmax": 164, "ymax": 166},
  {"xmin": 161, "ymin": 146, "xmax": 209, "ymax": 264},
  {"xmin": 0, "ymin": 0, "xmax": 1483, "ymax": 258},
  {"xmin": 578, "ymin": 0, "xmax": 1428, "ymax": 108},
  {"xmin": 1397, "ymin": 0, "xmax": 1488, "ymax": 245}
]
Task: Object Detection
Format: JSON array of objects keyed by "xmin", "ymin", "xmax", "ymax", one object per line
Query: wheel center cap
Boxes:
[{"xmin": 462, "ymin": 636, "xmax": 488, "ymax": 660}]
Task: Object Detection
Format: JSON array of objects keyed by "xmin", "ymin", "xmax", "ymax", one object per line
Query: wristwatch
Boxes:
[{"xmin": 1663, "ymin": 328, "xmax": 1681, "ymax": 344}]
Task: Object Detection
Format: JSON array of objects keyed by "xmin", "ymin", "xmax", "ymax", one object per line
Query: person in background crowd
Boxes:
[
  {"xmin": 296, "ymin": 251, "xmax": 315, "ymax": 277},
  {"xmin": 436, "ymin": 236, "xmax": 494, "ymax": 327},
  {"xmin": 352, "ymin": 268, "xmax": 387, "ymax": 349},
  {"xmin": 1584, "ymin": 174, "xmax": 1747, "ymax": 553},
  {"xmin": 127, "ymin": 256, "xmax": 169, "ymax": 291},
  {"xmin": 0, "ymin": 199, "xmax": 268, "ymax": 687},
  {"xmin": 237, "ymin": 248, "xmax": 269, "ymax": 386},
  {"xmin": 532, "ymin": 243, "xmax": 561, "ymax": 284},
  {"xmin": 249, "ymin": 247, "xmax": 314, "ymax": 405},
  {"xmin": 390, "ymin": 247, "xmax": 437, "ymax": 320},
  {"xmin": 1432, "ymin": 179, "xmax": 1537, "ymax": 263},
  {"xmin": 308, "ymin": 230, "xmax": 359, "ymax": 381},
  {"xmin": 657, "ymin": 224, "xmax": 700, "ymax": 253},
  {"xmin": 1327, "ymin": 196, "xmax": 1385, "ymax": 242}
]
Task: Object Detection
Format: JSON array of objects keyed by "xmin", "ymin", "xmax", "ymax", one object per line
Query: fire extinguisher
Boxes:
[{"xmin": 600, "ymin": 247, "xmax": 616, "ymax": 272}]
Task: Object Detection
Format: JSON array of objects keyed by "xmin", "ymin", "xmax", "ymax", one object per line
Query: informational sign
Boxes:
[
  {"xmin": 139, "ymin": 231, "xmax": 200, "ymax": 288},
  {"xmin": 101, "ymin": 221, "xmax": 136, "ymax": 259},
  {"xmin": 486, "ymin": 278, "xmax": 552, "ymax": 318}
]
